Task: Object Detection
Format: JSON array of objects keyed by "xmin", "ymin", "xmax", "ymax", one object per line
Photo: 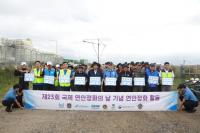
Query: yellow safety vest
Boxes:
[
  {"xmin": 32, "ymin": 68, "xmax": 44, "ymax": 84},
  {"xmin": 59, "ymin": 69, "xmax": 71, "ymax": 87},
  {"xmin": 161, "ymin": 69, "xmax": 173, "ymax": 78},
  {"xmin": 54, "ymin": 71, "xmax": 59, "ymax": 87}
]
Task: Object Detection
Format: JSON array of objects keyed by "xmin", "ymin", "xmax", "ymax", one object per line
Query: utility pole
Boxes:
[{"xmin": 83, "ymin": 38, "xmax": 106, "ymax": 63}]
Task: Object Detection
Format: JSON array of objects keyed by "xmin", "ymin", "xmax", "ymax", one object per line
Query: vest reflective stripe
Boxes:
[
  {"xmin": 161, "ymin": 71, "xmax": 173, "ymax": 78},
  {"xmin": 32, "ymin": 68, "xmax": 43, "ymax": 84},
  {"xmin": 54, "ymin": 71, "xmax": 59, "ymax": 87},
  {"xmin": 59, "ymin": 69, "xmax": 71, "ymax": 87}
]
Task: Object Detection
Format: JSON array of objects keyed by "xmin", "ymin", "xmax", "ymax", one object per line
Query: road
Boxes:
[{"xmin": 0, "ymin": 106, "xmax": 200, "ymax": 133}]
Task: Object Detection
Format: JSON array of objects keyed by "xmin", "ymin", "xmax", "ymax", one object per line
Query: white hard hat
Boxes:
[
  {"xmin": 21, "ymin": 62, "xmax": 27, "ymax": 66},
  {"xmin": 190, "ymin": 78, "xmax": 195, "ymax": 81},
  {"xmin": 56, "ymin": 64, "xmax": 60, "ymax": 68},
  {"xmin": 195, "ymin": 78, "xmax": 199, "ymax": 81},
  {"xmin": 185, "ymin": 80, "xmax": 189, "ymax": 82},
  {"xmin": 47, "ymin": 61, "xmax": 53, "ymax": 66}
]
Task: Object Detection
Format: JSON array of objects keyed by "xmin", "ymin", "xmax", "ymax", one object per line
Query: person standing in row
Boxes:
[
  {"xmin": 32, "ymin": 61, "xmax": 44, "ymax": 90},
  {"xmin": 103, "ymin": 62, "xmax": 118, "ymax": 92},
  {"xmin": 160, "ymin": 62, "xmax": 175, "ymax": 91},
  {"xmin": 15, "ymin": 62, "xmax": 30, "ymax": 90},
  {"xmin": 132, "ymin": 62, "xmax": 145, "ymax": 92},
  {"xmin": 116, "ymin": 63, "xmax": 123, "ymax": 92},
  {"xmin": 59, "ymin": 62, "xmax": 73, "ymax": 91},
  {"xmin": 118, "ymin": 64, "xmax": 132, "ymax": 92},
  {"xmin": 88, "ymin": 62, "xmax": 103, "ymax": 92},
  {"xmin": 43, "ymin": 61, "xmax": 56, "ymax": 91},
  {"xmin": 146, "ymin": 63, "xmax": 159, "ymax": 92},
  {"xmin": 73, "ymin": 65, "xmax": 88, "ymax": 91}
]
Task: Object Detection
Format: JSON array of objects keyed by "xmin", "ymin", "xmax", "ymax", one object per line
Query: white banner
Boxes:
[
  {"xmin": 24, "ymin": 73, "xmax": 34, "ymax": 81},
  {"xmin": 134, "ymin": 78, "xmax": 145, "ymax": 86},
  {"xmin": 105, "ymin": 77, "xmax": 117, "ymax": 86},
  {"xmin": 121, "ymin": 77, "xmax": 132, "ymax": 86},
  {"xmin": 74, "ymin": 77, "xmax": 86, "ymax": 85},
  {"xmin": 148, "ymin": 76, "xmax": 159, "ymax": 84},
  {"xmin": 89, "ymin": 77, "xmax": 101, "ymax": 86},
  {"xmin": 24, "ymin": 91, "xmax": 178, "ymax": 111},
  {"xmin": 162, "ymin": 78, "xmax": 173, "ymax": 85},
  {"xmin": 44, "ymin": 76, "xmax": 55, "ymax": 85},
  {"xmin": 59, "ymin": 75, "xmax": 70, "ymax": 84}
]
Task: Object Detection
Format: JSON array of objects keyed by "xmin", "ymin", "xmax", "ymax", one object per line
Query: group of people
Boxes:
[
  {"xmin": 1, "ymin": 60, "xmax": 199, "ymax": 113},
  {"xmin": 14, "ymin": 61, "xmax": 175, "ymax": 92}
]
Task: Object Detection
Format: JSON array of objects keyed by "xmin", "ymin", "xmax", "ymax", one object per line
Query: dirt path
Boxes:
[{"xmin": 0, "ymin": 106, "xmax": 200, "ymax": 133}]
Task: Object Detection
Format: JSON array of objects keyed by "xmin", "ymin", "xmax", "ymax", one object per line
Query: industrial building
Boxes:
[{"xmin": 0, "ymin": 37, "xmax": 63, "ymax": 66}]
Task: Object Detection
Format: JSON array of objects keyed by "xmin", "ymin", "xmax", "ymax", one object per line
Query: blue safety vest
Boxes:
[
  {"xmin": 44, "ymin": 68, "xmax": 55, "ymax": 76},
  {"xmin": 146, "ymin": 70, "xmax": 159, "ymax": 88}
]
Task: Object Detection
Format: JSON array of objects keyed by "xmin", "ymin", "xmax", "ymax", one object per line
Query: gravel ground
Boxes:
[{"xmin": 0, "ymin": 105, "xmax": 200, "ymax": 133}]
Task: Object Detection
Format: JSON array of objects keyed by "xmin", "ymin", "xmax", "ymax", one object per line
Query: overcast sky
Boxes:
[{"xmin": 0, "ymin": 0, "xmax": 200, "ymax": 64}]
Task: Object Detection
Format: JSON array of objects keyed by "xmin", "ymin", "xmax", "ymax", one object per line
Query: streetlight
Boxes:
[{"xmin": 82, "ymin": 39, "xmax": 106, "ymax": 63}]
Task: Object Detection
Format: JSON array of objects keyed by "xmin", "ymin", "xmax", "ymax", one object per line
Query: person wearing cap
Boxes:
[
  {"xmin": 43, "ymin": 61, "xmax": 56, "ymax": 90},
  {"xmin": 145, "ymin": 63, "xmax": 159, "ymax": 92},
  {"xmin": 58, "ymin": 62, "xmax": 73, "ymax": 91},
  {"xmin": 88, "ymin": 62, "xmax": 103, "ymax": 92},
  {"xmin": 104, "ymin": 62, "xmax": 111, "ymax": 71},
  {"xmin": 54, "ymin": 64, "xmax": 60, "ymax": 91},
  {"xmin": 177, "ymin": 84, "xmax": 198, "ymax": 113},
  {"xmin": 32, "ymin": 61, "xmax": 44, "ymax": 90},
  {"xmin": 159, "ymin": 62, "xmax": 175, "ymax": 91},
  {"xmin": 118, "ymin": 64, "xmax": 133, "ymax": 92},
  {"xmin": 72, "ymin": 65, "xmax": 88, "ymax": 91},
  {"xmin": 103, "ymin": 62, "xmax": 118, "ymax": 92},
  {"xmin": 132, "ymin": 62, "xmax": 145, "ymax": 92},
  {"xmin": 15, "ymin": 62, "xmax": 30, "ymax": 90}
]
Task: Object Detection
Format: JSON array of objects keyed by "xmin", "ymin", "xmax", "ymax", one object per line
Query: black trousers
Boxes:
[
  {"xmin": 59, "ymin": 86, "xmax": 70, "ymax": 91},
  {"xmin": 184, "ymin": 100, "xmax": 198, "ymax": 111},
  {"xmin": 33, "ymin": 84, "xmax": 43, "ymax": 90},
  {"xmin": 119, "ymin": 86, "xmax": 132, "ymax": 92},
  {"xmin": 43, "ymin": 84, "xmax": 55, "ymax": 91},
  {"xmin": 89, "ymin": 86, "xmax": 101, "ymax": 92},
  {"xmin": 179, "ymin": 96, "xmax": 198, "ymax": 111},
  {"xmin": 2, "ymin": 98, "xmax": 15, "ymax": 109},
  {"xmin": 73, "ymin": 86, "xmax": 88, "ymax": 91},
  {"xmin": 104, "ymin": 86, "xmax": 116, "ymax": 92},
  {"xmin": 147, "ymin": 87, "xmax": 159, "ymax": 92}
]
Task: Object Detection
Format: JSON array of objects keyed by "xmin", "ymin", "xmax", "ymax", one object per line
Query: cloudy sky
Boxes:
[{"xmin": 0, "ymin": 0, "xmax": 200, "ymax": 64}]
